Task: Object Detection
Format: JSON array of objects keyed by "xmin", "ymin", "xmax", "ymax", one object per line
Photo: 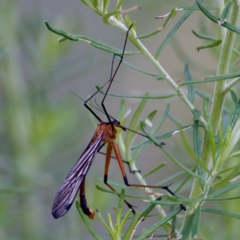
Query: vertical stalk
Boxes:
[{"xmin": 181, "ymin": 0, "xmax": 240, "ymax": 237}]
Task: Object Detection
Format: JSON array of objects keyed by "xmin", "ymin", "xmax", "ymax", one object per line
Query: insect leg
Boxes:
[
  {"xmin": 112, "ymin": 141, "xmax": 186, "ymax": 211},
  {"xmin": 103, "ymin": 142, "xmax": 136, "ymax": 213},
  {"xmin": 101, "ymin": 24, "xmax": 133, "ymax": 125}
]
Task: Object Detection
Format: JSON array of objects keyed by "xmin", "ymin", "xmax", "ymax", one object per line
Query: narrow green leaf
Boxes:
[
  {"xmin": 178, "ymin": 6, "xmax": 217, "ymax": 10},
  {"xmin": 116, "ymin": 189, "xmax": 125, "ymax": 227},
  {"xmin": 230, "ymin": 90, "xmax": 238, "ymax": 105},
  {"xmin": 116, "ymin": 0, "xmax": 124, "ymax": 10},
  {"xmin": 217, "ymin": 118, "xmax": 225, "ymax": 160},
  {"xmin": 103, "ymin": 0, "xmax": 110, "ymax": 13},
  {"xmin": 213, "ymin": 166, "xmax": 240, "ymax": 188},
  {"xmin": 203, "ymin": 97, "xmax": 217, "ymax": 166},
  {"xmin": 155, "ymin": 1, "xmax": 202, "ymax": 58},
  {"xmin": 151, "ymin": 194, "xmax": 202, "ymax": 204},
  {"xmin": 90, "ymin": 41, "xmax": 139, "ymax": 55},
  {"xmin": 206, "ymin": 195, "xmax": 240, "ymax": 201},
  {"xmin": 156, "ymin": 171, "xmax": 186, "ymax": 186},
  {"xmin": 181, "ymin": 214, "xmax": 194, "ymax": 239},
  {"xmin": 141, "ymin": 111, "xmax": 157, "ymax": 130},
  {"xmin": 96, "ymin": 86, "xmax": 177, "ymax": 99},
  {"xmin": 162, "ymin": 8, "xmax": 178, "ymax": 28},
  {"xmin": 174, "ymin": 174, "xmax": 192, "ymax": 193},
  {"xmin": 108, "ymin": 214, "xmax": 114, "ymax": 232},
  {"xmin": 138, "ymin": 28, "xmax": 163, "ymax": 39},
  {"xmin": 142, "ymin": 162, "xmax": 167, "ymax": 179},
  {"xmin": 179, "ymin": 70, "xmax": 240, "ymax": 87},
  {"xmin": 227, "ymin": 151, "xmax": 240, "ymax": 159},
  {"xmin": 97, "ymin": 211, "xmax": 114, "ymax": 239},
  {"xmin": 196, "ymin": 89, "xmax": 231, "ymax": 114},
  {"xmin": 208, "ymin": 181, "xmax": 240, "ymax": 198},
  {"xmin": 220, "ymin": 1, "xmax": 233, "ymax": 21},
  {"xmin": 171, "ymin": 213, "xmax": 177, "ymax": 237},
  {"xmin": 233, "ymin": 48, "xmax": 240, "ymax": 56},
  {"xmin": 81, "ymin": 0, "xmax": 101, "ymax": 14},
  {"xmin": 202, "ymin": 208, "xmax": 240, "ymax": 219},
  {"xmin": 217, "ymin": 164, "xmax": 239, "ymax": 175},
  {"xmin": 45, "ymin": 22, "xmax": 139, "ymax": 55},
  {"xmin": 139, "ymin": 196, "xmax": 162, "ymax": 219},
  {"xmin": 133, "ymin": 124, "xmax": 192, "ymax": 150},
  {"xmin": 76, "ymin": 201, "xmax": 103, "ymax": 240},
  {"xmin": 141, "ymin": 123, "xmax": 206, "ymax": 181},
  {"xmin": 146, "ymin": 110, "xmax": 157, "ymax": 121},
  {"xmin": 81, "ymin": 0, "xmax": 95, "ymax": 10},
  {"xmin": 45, "ymin": 21, "xmax": 78, "ymax": 41},
  {"xmin": 204, "ymin": 71, "xmax": 240, "ymax": 81},
  {"xmin": 123, "ymin": 211, "xmax": 140, "ymax": 240},
  {"xmin": 116, "ymin": 57, "xmax": 157, "ymax": 76},
  {"xmin": 124, "ymin": 15, "xmax": 133, "ymax": 28},
  {"xmin": 119, "ymin": 209, "xmax": 132, "ymax": 235},
  {"xmin": 193, "ymin": 118, "xmax": 205, "ymax": 189},
  {"xmin": 227, "ymin": 99, "xmax": 240, "ymax": 129},
  {"xmin": 196, "ymin": 39, "xmax": 222, "ymax": 51},
  {"xmin": 162, "ymin": 147, "xmax": 205, "ymax": 180},
  {"xmin": 196, "ymin": 0, "xmax": 240, "ymax": 34},
  {"xmin": 125, "ymin": 93, "xmax": 149, "ymax": 160},
  {"xmin": 191, "ymin": 206, "xmax": 201, "ymax": 238},
  {"xmin": 192, "ymin": 29, "xmax": 218, "ymax": 41},
  {"xmin": 149, "ymin": 200, "xmax": 188, "ymax": 207},
  {"xmin": 136, "ymin": 208, "xmax": 182, "ymax": 240},
  {"xmin": 117, "ymin": 99, "xmax": 126, "ymax": 126},
  {"xmin": 102, "ymin": 10, "xmax": 120, "ymax": 24},
  {"xmin": 150, "ymin": 103, "xmax": 170, "ymax": 134},
  {"xmin": 96, "ymin": 185, "xmax": 149, "ymax": 199},
  {"xmin": 184, "ymin": 63, "xmax": 195, "ymax": 103},
  {"xmin": 179, "ymin": 124, "xmax": 211, "ymax": 174},
  {"xmin": 92, "ymin": 0, "xmax": 99, "ymax": 9}
]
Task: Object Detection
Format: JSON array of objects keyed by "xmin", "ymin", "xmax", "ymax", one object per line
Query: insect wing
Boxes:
[{"xmin": 52, "ymin": 131, "xmax": 105, "ymax": 218}]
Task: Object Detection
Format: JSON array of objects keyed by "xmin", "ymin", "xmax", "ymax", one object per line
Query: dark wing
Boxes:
[{"xmin": 52, "ymin": 130, "xmax": 105, "ymax": 218}]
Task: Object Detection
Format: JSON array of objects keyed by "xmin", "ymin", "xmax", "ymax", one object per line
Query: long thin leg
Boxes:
[
  {"xmin": 79, "ymin": 179, "xmax": 95, "ymax": 219},
  {"xmin": 103, "ymin": 142, "xmax": 136, "ymax": 213},
  {"xmin": 84, "ymin": 25, "xmax": 133, "ymax": 123},
  {"xmin": 97, "ymin": 141, "xmax": 140, "ymax": 174},
  {"xmin": 101, "ymin": 25, "xmax": 133, "ymax": 125},
  {"xmin": 111, "ymin": 141, "xmax": 186, "ymax": 211},
  {"xmin": 98, "ymin": 150, "xmax": 141, "ymax": 174},
  {"xmin": 84, "ymin": 50, "xmax": 119, "ymax": 115}
]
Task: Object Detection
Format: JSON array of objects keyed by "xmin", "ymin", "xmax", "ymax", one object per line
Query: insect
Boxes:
[{"xmin": 52, "ymin": 24, "xmax": 185, "ymax": 219}]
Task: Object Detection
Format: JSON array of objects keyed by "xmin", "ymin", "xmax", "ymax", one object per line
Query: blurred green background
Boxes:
[{"xmin": 1, "ymin": 0, "xmax": 238, "ymax": 239}]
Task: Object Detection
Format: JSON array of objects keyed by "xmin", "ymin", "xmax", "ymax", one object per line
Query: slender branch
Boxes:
[
  {"xmin": 107, "ymin": 16, "xmax": 208, "ymax": 129},
  {"xmin": 129, "ymin": 162, "xmax": 173, "ymax": 232},
  {"xmin": 222, "ymin": 77, "xmax": 240, "ymax": 93},
  {"xmin": 181, "ymin": 1, "xmax": 240, "ymax": 238}
]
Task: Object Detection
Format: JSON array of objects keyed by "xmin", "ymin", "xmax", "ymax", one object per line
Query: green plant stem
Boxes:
[
  {"xmin": 181, "ymin": 1, "xmax": 240, "ymax": 238},
  {"xmin": 223, "ymin": 77, "xmax": 240, "ymax": 93},
  {"xmin": 129, "ymin": 162, "xmax": 174, "ymax": 233},
  {"xmin": 119, "ymin": 134, "xmax": 173, "ymax": 233},
  {"xmin": 107, "ymin": 16, "xmax": 207, "ymax": 129}
]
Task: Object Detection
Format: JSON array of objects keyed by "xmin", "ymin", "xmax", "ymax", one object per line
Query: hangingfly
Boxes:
[
  {"xmin": 52, "ymin": 24, "xmax": 185, "ymax": 219},
  {"xmin": 52, "ymin": 121, "xmax": 121, "ymax": 219}
]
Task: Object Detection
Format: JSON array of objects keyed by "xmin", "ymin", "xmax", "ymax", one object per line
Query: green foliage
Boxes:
[
  {"xmin": 2, "ymin": 0, "xmax": 240, "ymax": 239},
  {"xmin": 44, "ymin": 0, "xmax": 240, "ymax": 239}
]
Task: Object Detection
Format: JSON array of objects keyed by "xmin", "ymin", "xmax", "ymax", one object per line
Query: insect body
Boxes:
[{"xmin": 52, "ymin": 121, "xmax": 120, "ymax": 219}]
